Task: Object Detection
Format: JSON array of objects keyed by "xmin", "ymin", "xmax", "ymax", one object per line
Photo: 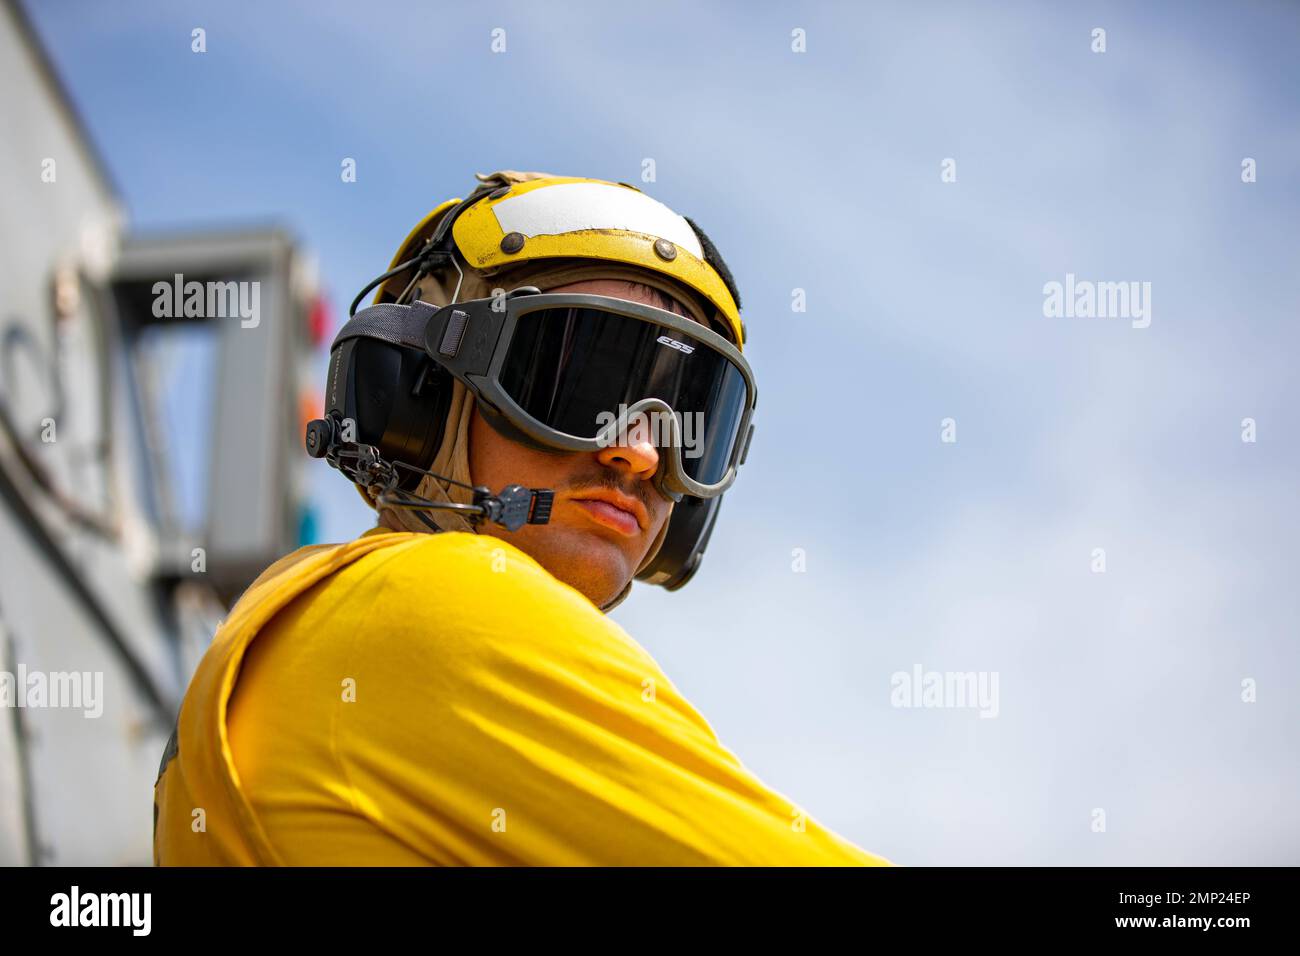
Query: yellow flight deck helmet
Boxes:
[{"xmin": 364, "ymin": 173, "xmax": 747, "ymax": 348}]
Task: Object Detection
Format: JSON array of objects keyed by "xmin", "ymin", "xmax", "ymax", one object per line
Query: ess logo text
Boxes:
[{"xmin": 656, "ymin": 335, "xmax": 694, "ymax": 354}]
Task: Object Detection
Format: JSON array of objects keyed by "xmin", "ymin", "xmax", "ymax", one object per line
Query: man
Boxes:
[{"xmin": 153, "ymin": 170, "xmax": 890, "ymax": 866}]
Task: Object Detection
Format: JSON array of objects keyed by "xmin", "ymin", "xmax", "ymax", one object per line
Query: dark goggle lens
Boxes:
[{"xmin": 498, "ymin": 307, "xmax": 749, "ymax": 487}]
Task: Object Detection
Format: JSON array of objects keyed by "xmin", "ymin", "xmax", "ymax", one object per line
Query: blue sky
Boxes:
[{"xmin": 26, "ymin": 0, "xmax": 1300, "ymax": 864}]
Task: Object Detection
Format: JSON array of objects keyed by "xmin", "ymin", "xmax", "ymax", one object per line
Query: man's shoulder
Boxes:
[
  {"xmin": 306, "ymin": 529, "xmax": 598, "ymax": 627},
  {"xmin": 257, "ymin": 529, "xmax": 627, "ymax": 694},
  {"xmin": 230, "ymin": 532, "xmax": 561, "ymax": 685},
  {"xmin": 346, "ymin": 529, "xmax": 549, "ymax": 587}
]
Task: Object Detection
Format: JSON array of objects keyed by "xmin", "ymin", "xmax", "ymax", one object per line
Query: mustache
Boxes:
[{"xmin": 565, "ymin": 468, "xmax": 664, "ymax": 508}]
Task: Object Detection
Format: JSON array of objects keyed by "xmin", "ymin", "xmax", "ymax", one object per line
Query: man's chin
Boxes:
[{"xmin": 529, "ymin": 525, "xmax": 637, "ymax": 607}]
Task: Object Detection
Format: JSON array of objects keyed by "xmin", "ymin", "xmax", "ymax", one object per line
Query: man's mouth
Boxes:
[{"xmin": 569, "ymin": 491, "xmax": 647, "ymax": 537}]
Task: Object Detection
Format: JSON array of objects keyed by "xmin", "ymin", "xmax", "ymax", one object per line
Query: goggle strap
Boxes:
[{"xmin": 333, "ymin": 301, "xmax": 436, "ymax": 351}]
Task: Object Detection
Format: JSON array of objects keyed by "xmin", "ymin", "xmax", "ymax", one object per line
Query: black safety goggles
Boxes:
[{"xmin": 341, "ymin": 289, "xmax": 757, "ymax": 500}]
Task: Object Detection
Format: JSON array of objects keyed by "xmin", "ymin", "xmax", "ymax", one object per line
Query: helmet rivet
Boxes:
[
  {"xmin": 500, "ymin": 232, "xmax": 526, "ymax": 254},
  {"xmin": 489, "ymin": 186, "xmax": 510, "ymax": 200},
  {"xmin": 653, "ymin": 238, "xmax": 677, "ymax": 261}
]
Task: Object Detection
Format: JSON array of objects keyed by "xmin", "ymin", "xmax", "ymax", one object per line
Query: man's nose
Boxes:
[{"xmin": 595, "ymin": 415, "xmax": 660, "ymax": 480}]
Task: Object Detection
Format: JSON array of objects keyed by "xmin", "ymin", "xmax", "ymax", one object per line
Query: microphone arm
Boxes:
[
  {"xmin": 305, "ymin": 419, "xmax": 553, "ymax": 533},
  {"xmin": 374, "ymin": 483, "xmax": 553, "ymax": 533}
]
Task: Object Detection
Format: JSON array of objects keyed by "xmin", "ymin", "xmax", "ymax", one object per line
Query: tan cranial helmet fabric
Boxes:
[{"xmin": 357, "ymin": 170, "xmax": 710, "ymax": 611}]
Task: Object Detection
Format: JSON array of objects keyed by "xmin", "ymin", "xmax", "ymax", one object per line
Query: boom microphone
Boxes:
[{"xmin": 305, "ymin": 416, "xmax": 553, "ymax": 533}]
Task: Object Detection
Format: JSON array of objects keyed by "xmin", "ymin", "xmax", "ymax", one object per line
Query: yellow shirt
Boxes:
[{"xmin": 154, "ymin": 528, "xmax": 890, "ymax": 866}]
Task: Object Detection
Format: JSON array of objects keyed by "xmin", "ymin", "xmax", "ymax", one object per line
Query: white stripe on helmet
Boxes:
[{"xmin": 491, "ymin": 182, "xmax": 705, "ymax": 259}]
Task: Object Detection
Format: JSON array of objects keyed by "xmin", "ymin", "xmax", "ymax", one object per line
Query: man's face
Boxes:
[{"xmin": 468, "ymin": 277, "xmax": 700, "ymax": 608}]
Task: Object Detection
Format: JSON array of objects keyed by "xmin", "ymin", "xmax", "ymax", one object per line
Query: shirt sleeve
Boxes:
[{"xmin": 330, "ymin": 533, "xmax": 892, "ymax": 866}]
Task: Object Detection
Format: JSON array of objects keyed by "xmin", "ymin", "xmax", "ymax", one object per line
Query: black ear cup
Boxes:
[
  {"xmin": 636, "ymin": 494, "xmax": 723, "ymax": 590},
  {"xmin": 329, "ymin": 337, "xmax": 453, "ymax": 492}
]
